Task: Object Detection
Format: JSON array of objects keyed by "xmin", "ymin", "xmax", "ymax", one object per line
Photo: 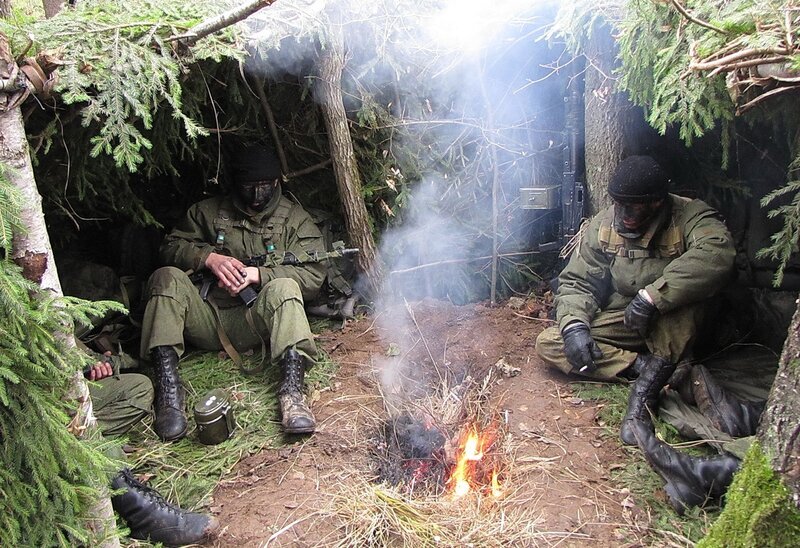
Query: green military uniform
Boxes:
[
  {"xmin": 91, "ymin": 373, "xmax": 153, "ymax": 438},
  {"xmin": 139, "ymin": 186, "xmax": 325, "ymax": 365},
  {"xmin": 536, "ymin": 194, "xmax": 736, "ymax": 379}
]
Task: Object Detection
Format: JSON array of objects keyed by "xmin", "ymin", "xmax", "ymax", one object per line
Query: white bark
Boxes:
[{"xmin": 1, "ymin": 32, "xmax": 119, "ymax": 547}]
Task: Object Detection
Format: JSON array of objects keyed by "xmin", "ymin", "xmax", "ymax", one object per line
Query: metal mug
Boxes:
[{"xmin": 193, "ymin": 388, "xmax": 236, "ymax": 445}]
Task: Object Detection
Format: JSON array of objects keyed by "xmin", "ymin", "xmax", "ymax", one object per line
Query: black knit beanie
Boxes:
[
  {"xmin": 230, "ymin": 143, "xmax": 281, "ymax": 183},
  {"xmin": 608, "ymin": 155, "xmax": 669, "ymax": 202}
]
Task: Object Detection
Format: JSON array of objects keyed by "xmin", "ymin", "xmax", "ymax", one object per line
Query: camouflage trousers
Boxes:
[
  {"xmin": 139, "ymin": 266, "xmax": 317, "ymax": 365},
  {"xmin": 535, "ymin": 304, "xmax": 705, "ymax": 380}
]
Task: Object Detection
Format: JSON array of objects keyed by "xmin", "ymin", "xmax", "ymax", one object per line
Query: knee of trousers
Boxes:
[
  {"xmin": 260, "ymin": 277, "xmax": 304, "ymax": 307},
  {"xmin": 146, "ymin": 266, "xmax": 194, "ymax": 298},
  {"xmin": 535, "ymin": 327, "xmax": 571, "ymax": 374}
]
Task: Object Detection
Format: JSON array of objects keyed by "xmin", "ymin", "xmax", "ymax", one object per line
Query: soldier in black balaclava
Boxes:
[
  {"xmin": 535, "ymin": 155, "xmax": 764, "ymax": 512},
  {"xmin": 140, "ymin": 142, "xmax": 324, "ymax": 441}
]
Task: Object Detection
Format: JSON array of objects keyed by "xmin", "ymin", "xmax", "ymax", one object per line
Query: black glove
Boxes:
[
  {"xmin": 562, "ymin": 322, "xmax": 603, "ymax": 373},
  {"xmin": 624, "ymin": 292, "xmax": 659, "ymax": 337}
]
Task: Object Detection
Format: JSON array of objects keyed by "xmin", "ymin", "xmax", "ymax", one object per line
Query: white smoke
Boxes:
[{"xmin": 241, "ymin": 0, "xmax": 566, "ymax": 401}]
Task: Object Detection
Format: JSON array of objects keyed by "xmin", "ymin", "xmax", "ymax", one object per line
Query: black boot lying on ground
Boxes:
[
  {"xmin": 620, "ymin": 354, "xmax": 676, "ymax": 446},
  {"xmin": 279, "ymin": 348, "xmax": 316, "ymax": 434},
  {"xmin": 691, "ymin": 364, "xmax": 766, "ymax": 438},
  {"xmin": 111, "ymin": 469, "xmax": 219, "ymax": 546},
  {"xmin": 151, "ymin": 346, "xmax": 188, "ymax": 441},
  {"xmin": 630, "ymin": 421, "xmax": 740, "ymax": 514}
]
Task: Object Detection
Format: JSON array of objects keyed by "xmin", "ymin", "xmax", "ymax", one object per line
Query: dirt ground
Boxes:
[{"xmin": 210, "ymin": 298, "xmax": 652, "ymax": 547}]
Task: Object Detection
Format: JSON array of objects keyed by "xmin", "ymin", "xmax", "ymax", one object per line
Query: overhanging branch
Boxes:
[{"xmin": 168, "ymin": 0, "xmax": 278, "ymax": 46}]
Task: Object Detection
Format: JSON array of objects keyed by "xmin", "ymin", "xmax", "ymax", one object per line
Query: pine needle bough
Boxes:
[
  {"xmin": 615, "ymin": 0, "xmax": 800, "ymax": 285},
  {"xmin": 0, "ymin": 169, "xmax": 124, "ymax": 546}
]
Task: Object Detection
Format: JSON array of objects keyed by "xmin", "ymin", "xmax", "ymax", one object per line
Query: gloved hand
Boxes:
[
  {"xmin": 562, "ymin": 322, "xmax": 603, "ymax": 373},
  {"xmin": 624, "ymin": 290, "xmax": 659, "ymax": 337}
]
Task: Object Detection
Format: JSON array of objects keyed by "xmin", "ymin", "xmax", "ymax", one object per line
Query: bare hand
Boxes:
[
  {"xmin": 223, "ymin": 266, "xmax": 261, "ymax": 297},
  {"xmin": 87, "ymin": 352, "xmax": 114, "ymax": 381},
  {"xmin": 206, "ymin": 253, "xmax": 248, "ymax": 290}
]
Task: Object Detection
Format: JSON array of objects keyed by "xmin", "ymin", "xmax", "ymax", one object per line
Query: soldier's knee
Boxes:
[
  {"xmin": 535, "ymin": 327, "xmax": 571, "ymax": 374},
  {"xmin": 127, "ymin": 373, "xmax": 155, "ymax": 407},
  {"xmin": 148, "ymin": 266, "xmax": 186, "ymax": 289},
  {"xmin": 263, "ymin": 277, "xmax": 303, "ymax": 303},
  {"xmin": 146, "ymin": 266, "xmax": 193, "ymax": 298}
]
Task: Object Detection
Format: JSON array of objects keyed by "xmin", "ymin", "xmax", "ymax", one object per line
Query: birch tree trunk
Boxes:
[
  {"xmin": 0, "ymin": 32, "xmax": 120, "ymax": 547},
  {"xmin": 314, "ymin": 15, "xmax": 383, "ymax": 296}
]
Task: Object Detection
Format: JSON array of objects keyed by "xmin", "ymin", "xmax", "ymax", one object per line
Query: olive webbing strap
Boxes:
[{"xmin": 206, "ymin": 297, "xmax": 245, "ymax": 371}]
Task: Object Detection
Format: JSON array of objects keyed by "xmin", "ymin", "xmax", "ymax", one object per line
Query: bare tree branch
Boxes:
[{"xmin": 168, "ymin": 0, "xmax": 278, "ymax": 45}]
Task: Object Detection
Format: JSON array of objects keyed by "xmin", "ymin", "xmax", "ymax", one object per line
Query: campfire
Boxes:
[
  {"xmin": 448, "ymin": 423, "xmax": 503, "ymax": 499},
  {"xmin": 372, "ymin": 369, "xmax": 506, "ymax": 500}
]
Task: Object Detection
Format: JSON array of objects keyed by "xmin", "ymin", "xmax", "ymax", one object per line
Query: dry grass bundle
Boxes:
[
  {"xmin": 321, "ymin": 360, "xmax": 549, "ymax": 546},
  {"xmin": 324, "ymin": 474, "xmax": 543, "ymax": 548}
]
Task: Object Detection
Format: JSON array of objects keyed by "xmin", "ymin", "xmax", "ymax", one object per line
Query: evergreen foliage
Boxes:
[
  {"xmin": 1, "ymin": 0, "xmax": 246, "ymax": 230},
  {"xmin": 615, "ymin": 0, "xmax": 800, "ymax": 285},
  {"xmin": 0, "ymin": 170, "xmax": 125, "ymax": 545},
  {"xmin": 551, "ymin": 0, "xmax": 800, "ymax": 285}
]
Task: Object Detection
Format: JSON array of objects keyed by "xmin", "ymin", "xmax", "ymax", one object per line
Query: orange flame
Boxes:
[
  {"xmin": 491, "ymin": 468, "xmax": 503, "ymax": 498},
  {"xmin": 449, "ymin": 426, "xmax": 502, "ymax": 499}
]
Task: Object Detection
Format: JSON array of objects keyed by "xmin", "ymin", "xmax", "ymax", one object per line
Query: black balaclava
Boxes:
[
  {"xmin": 230, "ymin": 143, "xmax": 281, "ymax": 212},
  {"xmin": 608, "ymin": 155, "xmax": 669, "ymax": 239}
]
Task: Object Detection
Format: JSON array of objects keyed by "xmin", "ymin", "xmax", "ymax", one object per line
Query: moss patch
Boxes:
[{"xmin": 699, "ymin": 442, "xmax": 800, "ymax": 548}]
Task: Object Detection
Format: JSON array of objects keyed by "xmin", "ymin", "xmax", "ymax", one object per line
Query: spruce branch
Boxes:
[{"xmin": 691, "ymin": 47, "xmax": 794, "ymax": 71}]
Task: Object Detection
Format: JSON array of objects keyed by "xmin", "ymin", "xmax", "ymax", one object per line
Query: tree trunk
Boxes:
[
  {"xmin": 583, "ymin": 22, "xmax": 639, "ymax": 214},
  {"xmin": 0, "ymin": 33, "xmax": 120, "ymax": 547},
  {"xmin": 314, "ymin": 17, "xmax": 383, "ymax": 296},
  {"xmin": 42, "ymin": 0, "xmax": 65, "ymax": 19},
  {"xmin": 758, "ymin": 299, "xmax": 800, "ymax": 505}
]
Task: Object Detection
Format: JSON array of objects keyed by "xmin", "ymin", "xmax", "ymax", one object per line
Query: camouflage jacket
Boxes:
[
  {"xmin": 160, "ymin": 187, "xmax": 326, "ymax": 307},
  {"xmin": 556, "ymin": 194, "xmax": 736, "ymax": 331}
]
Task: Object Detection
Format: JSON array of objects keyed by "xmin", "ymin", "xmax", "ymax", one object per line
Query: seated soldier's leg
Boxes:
[
  {"xmin": 247, "ymin": 278, "xmax": 316, "ymax": 434},
  {"xmin": 91, "ymin": 374, "xmax": 154, "ymax": 438},
  {"xmin": 630, "ymin": 420, "xmax": 741, "ymax": 515},
  {"xmin": 620, "ymin": 304, "xmax": 707, "ymax": 445},
  {"xmin": 535, "ymin": 309, "xmax": 645, "ymax": 381},
  {"xmin": 139, "ymin": 266, "xmax": 219, "ymax": 442},
  {"xmin": 689, "ymin": 364, "xmax": 765, "ymax": 437},
  {"xmin": 110, "ymin": 469, "xmax": 219, "ymax": 545}
]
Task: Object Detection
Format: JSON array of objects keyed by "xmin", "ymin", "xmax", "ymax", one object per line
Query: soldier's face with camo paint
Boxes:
[
  {"xmin": 236, "ymin": 178, "xmax": 279, "ymax": 212},
  {"xmin": 613, "ymin": 199, "xmax": 664, "ymax": 237}
]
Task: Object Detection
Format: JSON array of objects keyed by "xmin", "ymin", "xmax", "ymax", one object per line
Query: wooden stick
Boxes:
[
  {"xmin": 389, "ymin": 251, "xmax": 542, "ymax": 275},
  {"xmin": 168, "ymin": 0, "xmax": 277, "ymax": 45},
  {"xmin": 254, "ymin": 77, "xmax": 289, "ymax": 174}
]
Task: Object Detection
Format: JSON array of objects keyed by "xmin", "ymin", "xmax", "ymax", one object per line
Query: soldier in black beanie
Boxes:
[
  {"xmin": 535, "ymin": 155, "xmax": 761, "ymax": 513},
  {"xmin": 139, "ymin": 141, "xmax": 325, "ymax": 442}
]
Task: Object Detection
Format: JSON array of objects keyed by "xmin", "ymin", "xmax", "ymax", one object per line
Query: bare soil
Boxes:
[{"xmin": 210, "ymin": 298, "xmax": 650, "ymax": 547}]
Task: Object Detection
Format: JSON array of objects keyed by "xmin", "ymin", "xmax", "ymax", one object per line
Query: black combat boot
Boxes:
[
  {"xmin": 619, "ymin": 354, "xmax": 676, "ymax": 446},
  {"xmin": 278, "ymin": 348, "xmax": 316, "ymax": 434},
  {"xmin": 630, "ymin": 421, "xmax": 740, "ymax": 514},
  {"xmin": 691, "ymin": 364, "xmax": 766, "ymax": 437},
  {"xmin": 111, "ymin": 469, "xmax": 219, "ymax": 545},
  {"xmin": 151, "ymin": 346, "xmax": 188, "ymax": 441}
]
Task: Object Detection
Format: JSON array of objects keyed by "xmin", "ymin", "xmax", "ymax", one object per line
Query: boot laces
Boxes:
[
  {"xmin": 280, "ymin": 356, "xmax": 304, "ymax": 396},
  {"xmin": 154, "ymin": 352, "xmax": 182, "ymax": 408},
  {"xmin": 120, "ymin": 470, "xmax": 181, "ymax": 517}
]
